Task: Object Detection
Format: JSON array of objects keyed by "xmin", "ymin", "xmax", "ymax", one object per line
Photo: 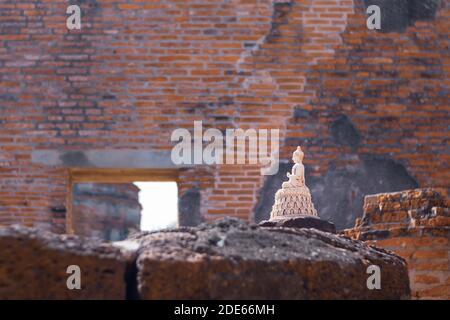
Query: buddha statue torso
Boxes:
[{"xmin": 282, "ymin": 147, "xmax": 305, "ymax": 188}]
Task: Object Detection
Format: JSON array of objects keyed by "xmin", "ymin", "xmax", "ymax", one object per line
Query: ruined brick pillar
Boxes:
[{"xmin": 345, "ymin": 188, "xmax": 449, "ymax": 299}]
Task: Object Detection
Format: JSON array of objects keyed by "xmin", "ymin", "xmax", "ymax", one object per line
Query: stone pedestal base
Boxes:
[{"xmin": 259, "ymin": 215, "xmax": 336, "ymax": 234}]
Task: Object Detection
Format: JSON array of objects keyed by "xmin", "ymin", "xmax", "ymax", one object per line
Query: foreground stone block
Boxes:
[
  {"xmin": 0, "ymin": 225, "xmax": 135, "ymax": 299},
  {"xmin": 0, "ymin": 218, "xmax": 412, "ymax": 300},
  {"xmin": 136, "ymin": 218, "xmax": 410, "ymax": 299}
]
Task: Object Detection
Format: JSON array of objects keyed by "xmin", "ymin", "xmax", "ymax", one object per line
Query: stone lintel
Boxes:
[{"xmin": 31, "ymin": 149, "xmax": 193, "ymax": 169}]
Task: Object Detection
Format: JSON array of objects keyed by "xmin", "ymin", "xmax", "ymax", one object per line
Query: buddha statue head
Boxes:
[{"xmin": 292, "ymin": 146, "xmax": 304, "ymax": 164}]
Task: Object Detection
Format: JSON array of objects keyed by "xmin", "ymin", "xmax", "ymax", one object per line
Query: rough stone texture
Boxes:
[
  {"xmin": 344, "ymin": 188, "xmax": 450, "ymax": 299},
  {"xmin": 259, "ymin": 216, "xmax": 336, "ymax": 234},
  {"xmin": 0, "ymin": 225, "xmax": 135, "ymax": 299},
  {"xmin": 136, "ymin": 218, "xmax": 410, "ymax": 299},
  {"xmin": 0, "ymin": 218, "xmax": 411, "ymax": 300},
  {"xmin": 73, "ymin": 183, "xmax": 142, "ymax": 241}
]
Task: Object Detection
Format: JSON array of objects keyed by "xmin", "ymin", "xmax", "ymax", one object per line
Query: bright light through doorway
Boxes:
[{"xmin": 133, "ymin": 182, "xmax": 178, "ymax": 232}]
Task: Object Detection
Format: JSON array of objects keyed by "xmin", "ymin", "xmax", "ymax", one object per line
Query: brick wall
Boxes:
[
  {"xmin": 345, "ymin": 188, "xmax": 449, "ymax": 299},
  {"xmin": 0, "ymin": 0, "xmax": 449, "ymax": 232}
]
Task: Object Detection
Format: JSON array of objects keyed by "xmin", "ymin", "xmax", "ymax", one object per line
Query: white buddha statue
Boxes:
[
  {"xmin": 282, "ymin": 146, "xmax": 305, "ymax": 189},
  {"xmin": 270, "ymin": 146, "xmax": 318, "ymax": 219}
]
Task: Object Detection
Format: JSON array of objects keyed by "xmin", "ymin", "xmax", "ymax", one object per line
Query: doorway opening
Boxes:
[
  {"xmin": 68, "ymin": 169, "xmax": 179, "ymax": 241},
  {"xmin": 134, "ymin": 182, "xmax": 178, "ymax": 232}
]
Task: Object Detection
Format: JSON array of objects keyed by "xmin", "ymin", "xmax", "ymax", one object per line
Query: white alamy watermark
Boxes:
[
  {"xmin": 66, "ymin": 265, "xmax": 81, "ymax": 290},
  {"xmin": 171, "ymin": 121, "xmax": 279, "ymax": 175},
  {"xmin": 66, "ymin": 5, "xmax": 81, "ymax": 30},
  {"xmin": 366, "ymin": 265, "xmax": 381, "ymax": 290},
  {"xmin": 65, "ymin": 5, "xmax": 380, "ymax": 33},
  {"xmin": 366, "ymin": 5, "xmax": 381, "ymax": 30}
]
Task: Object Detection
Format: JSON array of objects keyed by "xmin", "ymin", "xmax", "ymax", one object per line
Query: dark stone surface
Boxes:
[
  {"xmin": 136, "ymin": 218, "xmax": 410, "ymax": 299},
  {"xmin": 362, "ymin": 0, "xmax": 441, "ymax": 33},
  {"xmin": 409, "ymin": 0, "xmax": 441, "ymax": 20},
  {"xmin": 259, "ymin": 216, "xmax": 336, "ymax": 234},
  {"xmin": 364, "ymin": 0, "xmax": 409, "ymax": 32},
  {"xmin": 308, "ymin": 155, "xmax": 418, "ymax": 230},
  {"xmin": 178, "ymin": 187, "xmax": 203, "ymax": 227},
  {"xmin": 293, "ymin": 107, "xmax": 311, "ymax": 119},
  {"xmin": 269, "ymin": 2, "xmax": 294, "ymax": 41},
  {"xmin": 329, "ymin": 115, "xmax": 360, "ymax": 149},
  {"xmin": 60, "ymin": 151, "xmax": 92, "ymax": 167}
]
